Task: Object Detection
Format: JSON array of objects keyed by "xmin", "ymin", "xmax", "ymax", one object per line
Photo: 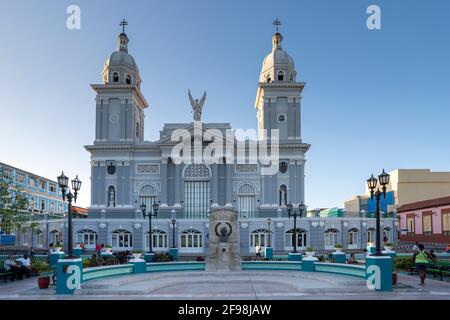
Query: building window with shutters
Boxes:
[
  {"xmin": 237, "ymin": 184, "xmax": 256, "ymax": 219},
  {"xmin": 442, "ymin": 212, "xmax": 450, "ymax": 236},
  {"xmin": 422, "ymin": 214, "xmax": 432, "ymax": 236},
  {"xmin": 407, "ymin": 216, "xmax": 415, "ymax": 236}
]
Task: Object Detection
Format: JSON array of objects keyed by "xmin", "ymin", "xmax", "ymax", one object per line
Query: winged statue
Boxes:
[{"xmin": 188, "ymin": 89, "xmax": 206, "ymax": 121}]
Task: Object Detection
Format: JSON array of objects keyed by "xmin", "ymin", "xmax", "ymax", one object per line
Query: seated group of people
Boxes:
[{"xmin": 3, "ymin": 254, "xmax": 32, "ymax": 281}]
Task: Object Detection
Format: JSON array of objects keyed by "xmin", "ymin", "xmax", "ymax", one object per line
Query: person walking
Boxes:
[
  {"xmin": 95, "ymin": 243, "xmax": 102, "ymax": 257},
  {"xmin": 412, "ymin": 244, "xmax": 436, "ymax": 286},
  {"xmin": 255, "ymin": 245, "xmax": 262, "ymax": 260}
]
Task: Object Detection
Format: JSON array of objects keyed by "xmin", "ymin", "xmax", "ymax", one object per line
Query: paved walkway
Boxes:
[{"xmin": 0, "ymin": 271, "xmax": 449, "ymax": 300}]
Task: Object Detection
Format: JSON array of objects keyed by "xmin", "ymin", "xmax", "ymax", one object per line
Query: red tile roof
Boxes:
[
  {"xmin": 397, "ymin": 195, "xmax": 450, "ymax": 213},
  {"xmin": 71, "ymin": 206, "xmax": 88, "ymax": 215}
]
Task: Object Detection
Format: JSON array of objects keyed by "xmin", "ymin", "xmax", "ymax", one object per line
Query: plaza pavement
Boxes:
[{"xmin": 0, "ymin": 270, "xmax": 449, "ymax": 300}]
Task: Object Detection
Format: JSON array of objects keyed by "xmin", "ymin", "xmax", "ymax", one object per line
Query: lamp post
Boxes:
[
  {"xmin": 141, "ymin": 202, "xmax": 159, "ymax": 254},
  {"xmin": 267, "ymin": 219, "xmax": 272, "ymax": 247},
  {"xmin": 171, "ymin": 218, "xmax": 176, "ymax": 248},
  {"xmin": 57, "ymin": 172, "xmax": 81, "ymax": 258},
  {"xmin": 286, "ymin": 202, "xmax": 306, "ymax": 253},
  {"xmin": 367, "ymin": 169, "xmax": 390, "ymax": 256}
]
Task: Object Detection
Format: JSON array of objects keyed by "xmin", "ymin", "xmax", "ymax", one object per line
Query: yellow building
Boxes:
[{"xmin": 364, "ymin": 169, "xmax": 450, "ymax": 208}]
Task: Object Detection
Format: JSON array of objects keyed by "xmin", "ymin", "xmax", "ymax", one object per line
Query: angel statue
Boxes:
[{"xmin": 188, "ymin": 89, "xmax": 206, "ymax": 121}]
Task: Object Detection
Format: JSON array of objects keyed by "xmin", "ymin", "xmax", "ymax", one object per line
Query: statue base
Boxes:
[{"xmin": 205, "ymin": 207, "xmax": 241, "ymax": 271}]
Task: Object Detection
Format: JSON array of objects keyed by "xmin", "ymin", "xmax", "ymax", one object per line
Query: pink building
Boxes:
[{"xmin": 397, "ymin": 195, "xmax": 450, "ymax": 244}]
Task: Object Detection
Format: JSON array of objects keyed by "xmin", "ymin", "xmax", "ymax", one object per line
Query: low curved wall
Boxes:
[
  {"xmin": 242, "ymin": 261, "xmax": 365, "ymax": 278},
  {"xmin": 242, "ymin": 261, "xmax": 302, "ymax": 271},
  {"xmin": 83, "ymin": 264, "xmax": 133, "ymax": 282},
  {"xmin": 146, "ymin": 261, "xmax": 205, "ymax": 273},
  {"xmin": 314, "ymin": 262, "xmax": 366, "ymax": 278}
]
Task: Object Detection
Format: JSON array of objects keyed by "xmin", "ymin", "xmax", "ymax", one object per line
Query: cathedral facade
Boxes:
[{"xmin": 70, "ymin": 27, "xmax": 396, "ymax": 255}]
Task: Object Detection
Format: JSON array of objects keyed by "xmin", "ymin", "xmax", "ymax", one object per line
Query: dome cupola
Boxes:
[
  {"xmin": 101, "ymin": 20, "xmax": 141, "ymax": 87},
  {"xmin": 259, "ymin": 20, "xmax": 297, "ymax": 83}
]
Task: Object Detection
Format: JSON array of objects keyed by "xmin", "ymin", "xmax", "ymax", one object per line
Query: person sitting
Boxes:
[
  {"xmin": 347, "ymin": 253, "xmax": 358, "ymax": 264},
  {"xmin": 48, "ymin": 243, "xmax": 55, "ymax": 253},
  {"xmin": 15, "ymin": 254, "xmax": 32, "ymax": 278},
  {"xmin": 79, "ymin": 242, "xmax": 85, "ymax": 249},
  {"xmin": 4, "ymin": 255, "xmax": 23, "ymax": 281}
]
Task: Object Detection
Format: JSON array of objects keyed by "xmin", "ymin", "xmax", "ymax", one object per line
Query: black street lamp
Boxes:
[
  {"xmin": 367, "ymin": 169, "xmax": 390, "ymax": 256},
  {"xmin": 57, "ymin": 171, "xmax": 81, "ymax": 258},
  {"xmin": 267, "ymin": 218, "xmax": 272, "ymax": 247},
  {"xmin": 286, "ymin": 202, "xmax": 306, "ymax": 253},
  {"xmin": 171, "ymin": 218, "xmax": 176, "ymax": 248},
  {"xmin": 141, "ymin": 202, "xmax": 159, "ymax": 253}
]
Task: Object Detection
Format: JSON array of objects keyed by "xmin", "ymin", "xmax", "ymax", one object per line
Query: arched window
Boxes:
[
  {"xmin": 266, "ymin": 74, "xmax": 271, "ymax": 83},
  {"xmin": 279, "ymin": 184, "xmax": 287, "ymax": 206},
  {"xmin": 49, "ymin": 230, "xmax": 62, "ymax": 245},
  {"xmin": 41, "ymin": 200, "xmax": 45, "ymax": 211},
  {"xmin": 366, "ymin": 227, "xmax": 376, "ymax": 244},
  {"xmin": 237, "ymin": 184, "xmax": 256, "ymax": 219},
  {"xmin": 277, "ymin": 71, "xmax": 284, "ymax": 81},
  {"xmin": 139, "ymin": 185, "xmax": 157, "ymax": 210},
  {"xmin": 126, "ymin": 74, "xmax": 132, "ymax": 84},
  {"xmin": 183, "ymin": 164, "xmax": 211, "ymax": 219},
  {"xmin": 279, "ymin": 161, "xmax": 288, "ymax": 173},
  {"xmin": 250, "ymin": 229, "xmax": 271, "ymax": 251},
  {"xmin": 324, "ymin": 228, "xmax": 339, "ymax": 249},
  {"xmin": 29, "ymin": 197, "xmax": 35, "ymax": 210},
  {"xmin": 284, "ymin": 229, "xmax": 308, "ymax": 250},
  {"xmin": 107, "ymin": 186, "xmax": 116, "ymax": 207},
  {"xmin": 180, "ymin": 229, "xmax": 203, "ymax": 252},
  {"xmin": 348, "ymin": 228, "xmax": 359, "ymax": 249},
  {"xmin": 146, "ymin": 230, "xmax": 167, "ymax": 250},
  {"xmin": 35, "ymin": 230, "xmax": 44, "ymax": 248},
  {"xmin": 50, "ymin": 202, "xmax": 55, "ymax": 213},
  {"xmin": 111, "ymin": 229, "xmax": 132, "ymax": 249},
  {"xmin": 136, "ymin": 122, "xmax": 140, "ymax": 138},
  {"xmin": 113, "ymin": 72, "xmax": 119, "ymax": 82},
  {"xmin": 76, "ymin": 229, "xmax": 98, "ymax": 248},
  {"xmin": 290, "ymin": 74, "xmax": 293, "ymax": 81}
]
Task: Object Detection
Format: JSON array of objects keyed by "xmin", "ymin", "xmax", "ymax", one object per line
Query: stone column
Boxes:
[
  {"xmin": 160, "ymin": 158, "xmax": 168, "ymax": 206},
  {"xmin": 174, "ymin": 164, "xmax": 181, "ymax": 205}
]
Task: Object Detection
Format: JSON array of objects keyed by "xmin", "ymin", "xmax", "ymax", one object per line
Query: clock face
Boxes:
[{"xmin": 109, "ymin": 114, "xmax": 119, "ymax": 124}]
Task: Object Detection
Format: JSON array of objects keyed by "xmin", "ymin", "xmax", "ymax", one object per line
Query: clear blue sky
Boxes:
[{"xmin": 1, "ymin": 0, "xmax": 449, "ymax": 209}]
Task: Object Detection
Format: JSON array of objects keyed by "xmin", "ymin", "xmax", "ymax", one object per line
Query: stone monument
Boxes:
[{"xmin": 206, "ymin": 207, "xmax": 241, "ymax": 271}]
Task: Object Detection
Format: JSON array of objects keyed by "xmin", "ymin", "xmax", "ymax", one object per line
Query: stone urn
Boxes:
[
  {"xmin": 305, "ymin": 251, "xmax": 315, "ymax": 257},
  {"xmin": 132, "ymin": 253, "xmax": 142, "ymax": 260},
  {"xmin": 54, "ymin": 247, "xmax": 62, "ymax": 252}
]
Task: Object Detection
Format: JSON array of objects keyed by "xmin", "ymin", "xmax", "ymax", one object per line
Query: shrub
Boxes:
[
  {"xmin": 155, "ymin": 252, "xmax": 172, "ymax": 262},
  {"xmin": 305, "ymin": 247, "xmax": 315, "ymax": 252},
  {"xmin": 196, "ymin": 256, "xmax": 205, "ymax": 262},
  {"xmin": 385, "ymin": 242, "xmax": 394, "ymax": 247},
  {"xmin": 334, "ymin": 244, "xmax": 343, "ymax": 248},
  {"xmin": 393, "ymin": 256, "xmax": 414, "ymax": 271}
]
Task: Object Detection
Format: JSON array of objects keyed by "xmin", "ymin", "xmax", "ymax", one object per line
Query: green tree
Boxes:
[{"xmin": 0, "ymin": 167, "xmax": 29, "ymax": 234}]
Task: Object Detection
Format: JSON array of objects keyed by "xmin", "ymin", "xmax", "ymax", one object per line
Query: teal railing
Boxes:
[
  {"xmin": 82, "ymin": 264, "xmax": 133, "ymax": 282},
  {"xmin": 145, "ymin": 261, "xmax": 205, "ymax": 273}
]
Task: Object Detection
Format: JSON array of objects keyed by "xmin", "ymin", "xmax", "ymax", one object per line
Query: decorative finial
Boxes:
[
  {"xmin": 120, "ymin": 19, "xmax": 128, "ymax": 34},
  {"xmin": 273, "ymin": 17, "xmax": 281, "ymax": 33}
]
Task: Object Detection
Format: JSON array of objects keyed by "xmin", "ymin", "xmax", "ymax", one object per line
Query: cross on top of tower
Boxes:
[
  {"xmin": 120, "ymin": 19, "xmax": 128, "ymax": 34},
  {"xmin": 273, "ymin": 18, "xmax": 281, "ymax": 33}
]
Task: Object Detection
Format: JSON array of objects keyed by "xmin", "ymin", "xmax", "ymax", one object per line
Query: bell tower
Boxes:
[
  {"xmin": 92, "ymin": 21, "xmax": 148, "ymax": 144},
  {"xmin": 255, "ymin": 20, "xmax": 305, "ymax": 143}
]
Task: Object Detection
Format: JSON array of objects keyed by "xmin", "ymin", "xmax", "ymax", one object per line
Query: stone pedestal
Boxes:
[
  {"xmin": 365, "ymin": 255, "xmax": 393, "ymax": 291},
  {"xmin": 264, "ymin": 247, "xmax": 273, "ymax": 260},
  {"xmin": 206, "ymin": 207, "xmax": 241, "ymax": 271},
  {"xmin": 129, "ymin": 259, "xmax": 146, "ymax": 273},
  {"xmin": 73, "ymin": 248, "xmax": 83, "ymax": 257},
  {"xmin": 144, "ymin": 253, "xmax": 155, "ymax": 262},
  {"xmin": 49, "ymin": 251, "xmax": 65, "ymax": 267},
  {"xmin": 56, "ymin": 258, "xmax": 83, "ymax": 295},
  {"xmin": 169, "ymin": 248, "xmax": 179, "ymax": 260},
  {"xmin": 302, "ymin": 256, "xmax": 318, "ymax": 272},
  {"xmin": 332, "ymin": 252, "xmax": 346, "ymax": 264},
  {"xmin": 288, "ymin": 252, "xmax": 302, "ymax": 261}
]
